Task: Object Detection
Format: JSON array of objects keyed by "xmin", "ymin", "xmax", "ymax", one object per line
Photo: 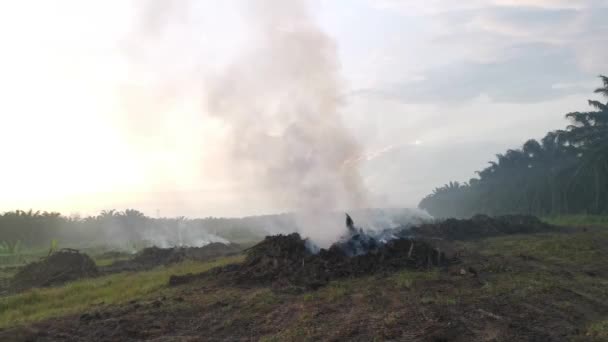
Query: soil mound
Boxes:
[
  {"xmin": 103, "ymin": 243, "xmax": 242, "ymax": 273},
  {"xmin": 172, "ymin": 233, "xmax": 454, "ymax": 290},
  {"xmin": 11, "ymin": 249, "xmax": 98, "ymax": 292},
  {"xmin": 96, "ymin": 250, "xmax": 132, "ymax": 260},
  {"xmin": 409, "ymin": 214, "xmax": 556, "ymax": 240},
  {"xmin": 170, "ymin": 215, "xmax": 555, "ymax": 290},
  {"xmin": 180, "ymin": 242, "xmax": 243, "ymax": 261}
]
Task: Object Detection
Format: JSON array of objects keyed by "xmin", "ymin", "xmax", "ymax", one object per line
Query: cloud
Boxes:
[
  {"xmin": 361, "ymin": 1, "xmax": 607, "ymax": 103},
  {"xmin": 374, "ymin": 44, "xmax": 592, "ymax": 103},
  {"xmin": 370, "ymin": 0, "xmax": 600, "ymax": 14}
]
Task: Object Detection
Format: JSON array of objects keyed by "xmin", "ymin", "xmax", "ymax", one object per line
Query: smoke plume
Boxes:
[
  {"xmin": 205, "ymin": 1, "xmax": 368, "ymax": 211},
  {"xmin": 127, "ymin": 0, "xmax": 370, "ymax": 245}
]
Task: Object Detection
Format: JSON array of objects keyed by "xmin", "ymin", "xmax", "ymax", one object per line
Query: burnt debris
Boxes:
[
  {"xmin": 11, "ymin": 249, "xmax": 98, "ymax": 292},
  {"xmin": 103, "ymin": 243, "xmax": 243, "ymax": 273},
  {"xmin": 172, "ymin": 215, "xmax": 455, "ymax": 290},
  {"xmin": 345, "ymin": 213, "xmax": 356, "ymax": 233},
  {"xmin": 171, "ymin": 214, "xmax": 559, "ymax": 291}
]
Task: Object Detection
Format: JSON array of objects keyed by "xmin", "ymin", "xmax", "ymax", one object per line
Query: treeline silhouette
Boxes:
[
  {"xmin": 419, "ymin": 76, "xmax": 608, "ymax": 218},
  {"xmin": 0, "ymin": 208, "xmax": 424, "ymax": 250},
  {"xmin": 0, "ymin": 209, "xmax": 283, "ymax": 250}
]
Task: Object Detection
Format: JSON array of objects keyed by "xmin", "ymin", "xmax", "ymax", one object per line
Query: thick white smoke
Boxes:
[
  {"xmin": 127, "ymin": 0, "xmax": 370, "ymax": 246},
  {"xmin": 204, "ymin": 1, "xmax": 369, "ymax": 244}
]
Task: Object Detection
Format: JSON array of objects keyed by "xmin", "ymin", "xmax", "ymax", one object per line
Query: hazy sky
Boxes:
[{"xmin": 0, "ymin": 0, "xmax": 606, "ymax": 217}]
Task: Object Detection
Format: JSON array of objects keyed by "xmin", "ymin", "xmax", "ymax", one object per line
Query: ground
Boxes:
[{"xmin": 0, "ymin": 218, "xmax": 607, "ymax": 341}]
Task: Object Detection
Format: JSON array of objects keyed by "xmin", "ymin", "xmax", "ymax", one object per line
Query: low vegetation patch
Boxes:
[
  {"xmin": 1, "ymin": 219, "xmax": 608, "ymax": 341},
  {"xmin": 0, "ymin": 255, "xmax": 243, "ymax": 328},
  {"xmin": 544, "ymin": 215, "xmax": 608, "ymax": 228}
]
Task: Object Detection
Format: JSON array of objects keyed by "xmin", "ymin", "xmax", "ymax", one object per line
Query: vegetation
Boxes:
[
  {"xmin": 543, "ymin": 215, "xmax": 608, "ymax": 228},
  {"xmin": 420, "ymin": 76, "xmax": 608, "ymax": 218},
  {"xmin": 257, "ymin": 228, "xmax": 608, "ymax": 340},
  {"xmin": 0, "ymin": 255, "xmax": 242, "ymax": 328},
  {"xmin": 0, "ymin": 209, "xmax": 272, "ymax": 251},
  {"xmin": 1, "ymin": 225, "xmax": 607, "ymax": 340}
]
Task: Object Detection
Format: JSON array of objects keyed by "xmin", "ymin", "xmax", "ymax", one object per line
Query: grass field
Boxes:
[
  {"xmin": 543, "ymin": 215, "xmax": 608, "ymax": 228},
  {"xmin": 0, "ymin": 255, "xmax": 243, "ymax": 328},
  {"xmin": 0, "ymin": 216, "xmax": 606, "ymax": 340}
]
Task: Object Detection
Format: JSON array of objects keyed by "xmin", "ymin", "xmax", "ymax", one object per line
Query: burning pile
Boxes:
[
  {"xmin": 11, "ymin": 249, "xmax": 98, "ymax": 292},
  {"xmin": 236, "ymin": 233, "xmax": 450, "ymax": 290},
  {"xmin": 174, "ymin": 215, "xmax": 454, "ymax": 290},
  {"xmin": 171, "ymin": 214, "xmax": 558, "ymax": 290}
]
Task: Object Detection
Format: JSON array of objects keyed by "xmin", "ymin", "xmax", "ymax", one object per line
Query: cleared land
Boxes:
[{"xmin": 0, "ymin": 219, "xmax": 607, "ymax": 341}]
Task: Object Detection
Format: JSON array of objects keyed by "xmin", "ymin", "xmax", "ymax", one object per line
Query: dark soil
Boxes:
[
  {"xmin": 409, "ymin": 214, "xmax": 559, "ymax": 240},
  {"xmin": 2, "ymin": 217, "xmax": 605, "ymax": 341},
  {"xmin": 95, "ymin": 250, "xmax": 132, "ymax": 260},
  {"xmin": 170, "ymin": 233, "xmax": 455, "ymax": 290},
  {"xmin": 170, "ymin": 215, "xmax": 552, "ymax": 290},
  {"xmin": 10, "ymin": 249, "xmax": 98, "ymax": 292},
  {"xmin": 3, "ymin": 232, "xmax": 607, "ymax": 342},
  {"xmin": 102, "ymin": 243, "xmax": 243, "ymax": 273}
]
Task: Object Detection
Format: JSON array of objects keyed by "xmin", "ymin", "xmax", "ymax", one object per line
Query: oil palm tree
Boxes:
[{"xmin": 564, "ymin": 75, "xmax": 608, "ymax": 213}]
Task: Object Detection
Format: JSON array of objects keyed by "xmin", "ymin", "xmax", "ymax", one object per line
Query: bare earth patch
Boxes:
[{"xmin": 1, "ymin": 222, "xmax": 607, "ymax": 341}]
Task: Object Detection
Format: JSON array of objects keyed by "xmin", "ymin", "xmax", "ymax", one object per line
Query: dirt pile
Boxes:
[
  {"xmin": 409, "ymin": 214, "xmax": 556, "ymax": 240},
  {"xmin": 10, "ymin": 249, "xmax": 98, "ymax": 292},
  {"xmin": 103, "ymin": 243, "xmax": 242, "ymax": 273},
  {"xmin": 172, "ymin": 233, "xmax": 454, "ymax": 290},
  {"xmin": 180, "ymin": 242, "xmax": 243, "ymax": 261},
  {"xmin": 170, "ymin": 215, "xmax": 559, "ymax": 290},
  {"xmin": 95, "ymin": 250, "xmax": 132, "ymax": 260}
]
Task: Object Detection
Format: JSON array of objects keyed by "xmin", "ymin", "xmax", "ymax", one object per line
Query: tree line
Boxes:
[
  {"xmin": 0, "ymin": 208, "xmax": 423, "ymax": 250},
  {"xmin": 0, "ymin": 209, "xmax": 276, "ymax": 250},
  {"xmin": 419, "ymin": 76, "xmax": 608, "ymax": 218}
]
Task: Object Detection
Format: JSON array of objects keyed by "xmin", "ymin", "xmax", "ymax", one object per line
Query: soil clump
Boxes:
[
  {"xmin": 171, "ymin": 233, "xmax": 454, "ymax": 290},
  {"xmin": 10, "ymin": 249, "xmax": 98, "ymax": 292},
  {"xmin": 103, "ymin": 243, "xmax": 242, "ymax": 273}
]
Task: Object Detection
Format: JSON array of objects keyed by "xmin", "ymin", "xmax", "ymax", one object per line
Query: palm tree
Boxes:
[
  {"xmin": 594, "ymin": 75, "xmax": 608, "ymax": 98},
  {"xmin": 418, "ymin": 75, "xmax": 608, "ymax": 217},
  {"xmin": 564, "ymin": 75, "xmax": 608, "ymax": 213}
]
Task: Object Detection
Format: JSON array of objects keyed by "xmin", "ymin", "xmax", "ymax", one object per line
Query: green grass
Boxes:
[
  {"xmin": 0, "ymin": 250, "xmax": 48, "ymax": 267},
  {"xmin": 390, "ymin": 269, "xmax": 440, "ymax": 289},
  {"xmin": 475, "ymin": 231, "xmax": 607, "ymax": 266},
  {"xmin": 2, "ymin": 227, "xmax": 607, "ymax": 339},
  {"xmin": 324, "ymin": 282, "xmax": 351, "ymax": 302},
  {"xmin": 587, "ymin": 318, "xmax": 608, "ymax": 340},
  {"xmin": 0, "ymin": 255, "xmax": 243, "ymax": 328},
  {"xmin": 543, "ymin": 215, "xmax": 608, "ymax": 228},
  {"xmin": 0, "ymin": 267, "xmax": 16, "ymax": 281},
  {"xmin": 479, "ymin": 272, "xmax": 559, "ymax": 297},
  {"xmin": 93, "ymin": 255, "xmax": 132, "ymax": 267}
]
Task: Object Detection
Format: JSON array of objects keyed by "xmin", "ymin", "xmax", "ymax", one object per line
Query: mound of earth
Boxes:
[
  {"xmin": 95, "ymin": 250, "xmax": 132, "ymax": 260},
  {"xmin": 171, "ymin": 233, "xmax": 455, "ymax": 290},
  {"xmin": 103, "ymin": 243, "xmax": 242, "ymax": 273},
  {"xmin": 11, "ymin": 249, "xmax": 98, "ymax": 292},
  {"xmin": 409, "ymin": 214, "xmax": 557, "ymax": 240},
  {"xmin": 170, "ymin": 214, "xmax": 558, "ymax": 290}
]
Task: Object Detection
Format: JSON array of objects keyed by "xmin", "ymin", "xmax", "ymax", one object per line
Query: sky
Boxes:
[{"xmin": 0, "ymin": 0, "xmax": 606, "ymax": 217}]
